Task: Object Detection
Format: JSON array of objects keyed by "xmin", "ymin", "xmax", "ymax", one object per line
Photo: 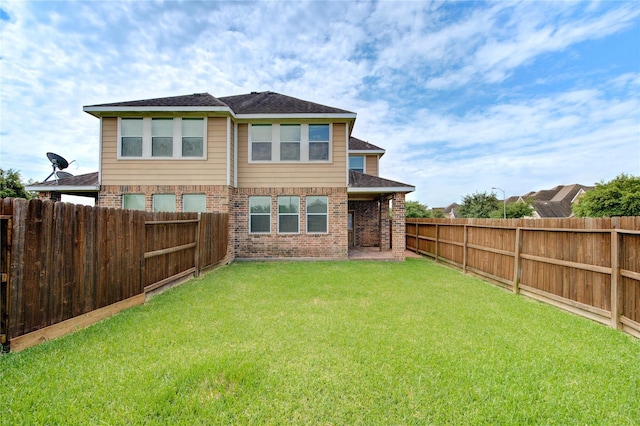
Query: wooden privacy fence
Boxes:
[
  {"xmin": 0, "ymin": 198, "xmax": 229, "ymax": 352},
  {"xmin": 406, "ymin": 217, "xmax": 640, "ymax": 339}
]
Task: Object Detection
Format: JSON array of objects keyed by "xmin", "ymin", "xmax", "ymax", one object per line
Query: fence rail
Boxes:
[
  {"xmin": 406, "ymin": 217, "xmax": 640, "ymax": 339},
  {"xmin": 0, "ymin": 198, "xmax": 229, "ymax": 351}
]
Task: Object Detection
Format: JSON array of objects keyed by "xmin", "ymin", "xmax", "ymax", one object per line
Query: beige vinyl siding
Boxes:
[
  {"xmin": 100, "ymin": 117, "xmax": 228, "ymax": 186},
  {"xmin": 237, "ymin": 122, "xmax": 348, "ymax": 188},
  {"xmin": 365, "ymin": 155, "xmax": 379, "ymax": 176}
]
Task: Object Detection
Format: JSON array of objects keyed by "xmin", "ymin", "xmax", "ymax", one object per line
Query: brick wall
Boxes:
[
  {"xmin": 391, "ymin": 192, "xmax": 406, "ymax": 261},
  {"xmin": 234, "ymin": 187, "xmax": 348, "ymax": 259},
  {"xmin": 349, "ymin": 200, "xmax": 381, "ymax": 247},
  {"xmin": 98, "ymin": 185, "xmax": 232, "ymax": 213}
]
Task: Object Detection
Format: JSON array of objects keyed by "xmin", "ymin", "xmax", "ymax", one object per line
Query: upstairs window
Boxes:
[
  {"xmin": 309, "ymin": 124, "xmax": 330, "ymax": 161},
  {"xmin": 251, "ymin": 124, "xmax": 272, "ymax": 161},
  {"xmin": 349, "ymin": 156, "xmax": 365, "ymax": 173},
  {"xmin": 152, "ymin": 118, "xmax": 173, "ymax": 157},
  {"xmin": 280, "ymin": 124, "xmax": 301, "ymax": 161},
  {"xmin": 249, "ymin": 123, "xmax": 331, "ymax": 163},
  {"xmin": 118, "ymin": 117, "xmax": 206, "ymax": 159},
  {"xmin": 121, "ymin": 119, "xmax": 143, "ymax": 157},
  {"xmin": 182, "ymin": 118, "xmax": 204, "ymax": 157}
]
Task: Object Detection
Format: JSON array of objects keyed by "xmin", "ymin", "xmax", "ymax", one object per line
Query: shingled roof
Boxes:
[
  {"xmin": 26, "ymin": 172, "xmax": 100, "ymax": 196},
  {"xmin": 218, "ymin": 91, "xmax": 354, "ymax": 115},
  {"xmin": 349, "ymin": 137, "xmax": 385, "ymax": 153},
  {"xmin": 348, "ymin": 171, "xmax": 414, "ymax": 193},
  {"xmin": 30, "ymin": 172, "xmax": 98, "ymax": 187},
  {"xmin": 85, "ymin": 93, "xmax": 227, "ymax": 108},
  {"xmin": 527, "ymin": 184, "xmax": 593, "ymax": 218},
  {"xmin": 84, "ymin": 91, "xmax": 356, "ymax": 117}
]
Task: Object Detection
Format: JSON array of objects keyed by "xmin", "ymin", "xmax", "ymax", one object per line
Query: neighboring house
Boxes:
[
  {"xmin": 510, "ymin": 184, "xmax": 593, "ymax": 218},
  {"xmin": 28, "ymin": 91, "xmax": 414, "ymax": 260},
  {"xmin": 442, "ymin": 203, "xmax": 460, "ymax": 219}
]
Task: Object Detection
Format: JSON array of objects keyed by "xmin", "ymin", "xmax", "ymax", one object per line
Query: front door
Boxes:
[{"xmin": 348, "ymin": 211, "xmax": 354, "ymax": 246}]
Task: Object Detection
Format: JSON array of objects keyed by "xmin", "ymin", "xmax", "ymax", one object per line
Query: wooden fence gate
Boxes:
[{"xmin": 0, "ymin": 198, "xmax": 229, "ymax": 352}]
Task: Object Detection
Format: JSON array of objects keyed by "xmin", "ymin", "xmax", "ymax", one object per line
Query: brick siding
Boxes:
[
  {"xmin": 96, "ymin": 185, "xmax": 404, "ymax": 261},
  {"xmin": 234, "ymin": 187, "xmax": 348, "ymax": 259},
  {"xmin": 349, "ymin": 200, "xmax": 382, "ymax": 247},
  {"xmin": 391, "ymin": 192, "xmax": 406, "ymax": 260},
  {"xmin": 98, "ymin": 185, "xmax": 232, "ymax": 213}
]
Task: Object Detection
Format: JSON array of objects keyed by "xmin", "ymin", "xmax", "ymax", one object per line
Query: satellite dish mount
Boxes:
[{"xmin": 44, "ymin": 152, "xmax": 74, "ymax": 182}]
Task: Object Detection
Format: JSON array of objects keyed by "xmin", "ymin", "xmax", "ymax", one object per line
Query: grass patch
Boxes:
[{"xmin": 2, "ymin": 259, "xmax": 639, "ymax": 424}]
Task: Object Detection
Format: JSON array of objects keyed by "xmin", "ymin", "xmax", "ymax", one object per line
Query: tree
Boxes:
[
  {"xmin": 489, "ymin": 200, "xmax": 535, "ymax": 219},
  {"xmin": 432, "ymin": 209, "xmax": 446, "ymax": 218},
  {"xmin": 458, "ymin": 191, "xmax": 500, "ymax": 218},
  {"xmin": 573, "ymin": 174, "xmax": 640, "ymax": 217},
  {"xmin": 0, "ymin": 168, "xmax": 36, "ymax": 200},
  {"xmin": 405, "ymin": 200, "xmax": 433, "ymax": 218}
]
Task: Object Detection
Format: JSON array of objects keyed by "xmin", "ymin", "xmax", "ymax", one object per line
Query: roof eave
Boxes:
[
  {"xmin": 349, "ymin": 149, "xmax": 385, "ymax": 155},
  {"xmin": 348, "ymin": 186, "xmax": 415, "ymax": 193},
  {"xmin": 235, "ymin": 113, "xmax": 357, "ymax": 120},
  {"xmin": 26, "ymin": 185, "xmax": 101, "ymax": 192},
  {"xmin": 83, "ymin": 105, "xmax": 234, "ymax": 117}
]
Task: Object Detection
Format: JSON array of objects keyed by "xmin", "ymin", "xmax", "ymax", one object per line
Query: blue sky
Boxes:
[{"xmin": 1, "ymin": 0, "xmax": 639, "ymax": 207}]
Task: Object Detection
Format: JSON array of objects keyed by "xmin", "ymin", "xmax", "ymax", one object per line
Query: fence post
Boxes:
[
  {"xmin": 610, "ymin": 229, "xmax": 620, "ymax": 330},
  {"xmin": 194, "ymin": 213, "xmax": 201, "ymax": 278},
  {"xmin": 463, "ymin": 225, "xmax": 468, "ymax": 273},
  {"xmin": 435, "ymin": 224, "xmax": 439, "ymax": 262},
  {"xmin": 513, "ymin": 227, "xmax": 522, "ymax": 294}
]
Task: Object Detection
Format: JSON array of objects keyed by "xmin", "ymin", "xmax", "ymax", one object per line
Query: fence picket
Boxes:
[
  {"xmin": 1, "ymin": 198, "xmax": 229, "ymax": 351},
  {"xmin": 407, "ymin": 217, "xmax": 640, "ymax": 339}
]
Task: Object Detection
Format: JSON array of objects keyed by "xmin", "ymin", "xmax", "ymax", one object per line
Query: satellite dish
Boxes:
[
  {"xmin": 44, "ymin": 152, "xmax": 74, "ymax": 182},
  {"xmin": 55, "ymin": 171, "xmax": 74, "ymax": 179},
  {"xmin": 47, "ymin": 152, "xmax": 69, "ymax": 170}
]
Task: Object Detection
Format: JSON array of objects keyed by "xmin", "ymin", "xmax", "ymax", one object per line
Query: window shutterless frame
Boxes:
[
  {"xmin": 349, "ymin": 156, "xmax": 365, "ymax": 173},
  {"xmin": 249, "ymin": 196, "xmax": 271, "ymax": 234},
  {"xmin": 306, "ymin": 196, "xmax": 328, "ymax": 233},
  {"xmin": 117, "ymin": 117, "xmax": 207, "ymax": 159},
  {"xmin": 152, "ymin": 194, "xmax": 176, "ymax": 212},
  {"xmin": 122, "ymin": 193, "xmax": 145, "ymax": 211},
  {"xmin": 249, "ymin": 123, "xmax": 332, "ymax": 163},
  {"xmin": 278, "ymin": 196, "xmax": 300, "ymax": 233}
]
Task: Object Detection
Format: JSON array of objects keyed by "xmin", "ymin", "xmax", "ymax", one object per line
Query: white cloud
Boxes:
[{"xmin": 0, "ymin": 0, "xmax": 638, "ymax": 210}]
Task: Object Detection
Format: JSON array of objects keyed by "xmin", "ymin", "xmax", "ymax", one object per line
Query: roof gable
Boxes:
[
  {"xmin": 348, "ymin": 171, "xmax": 414, "ymax": 193},
  {"xmin": 349, "ymin": 137, "xmax": 385, "ymax": 153}
]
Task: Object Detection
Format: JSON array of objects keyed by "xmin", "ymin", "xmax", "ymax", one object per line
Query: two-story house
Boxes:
[{"xmin": 28, "ymin": 91, "xmax": 414, "ymax": 260}]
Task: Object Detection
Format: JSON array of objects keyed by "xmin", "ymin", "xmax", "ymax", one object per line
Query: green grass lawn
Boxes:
[{"xmin": 2, "ymin": 258, "xmax": 639, "ymax": 425}]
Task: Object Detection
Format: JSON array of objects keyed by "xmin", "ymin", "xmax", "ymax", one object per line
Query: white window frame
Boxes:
[
  {"xmin": 152, "ymin": 194, "xmax": 177, "ymax": 212},
  {"xmin": 117, "ymin": 117, "xmax": 207, "ymax": 160},
  {"xmin": 308, "ymin": 123, "xmax": 330, "ymax": 161},
  {"xmin": 306, "ymin": 196, "xmax": 329, "ymax": 234},
  {"xmin": 249, "ymin": 123, "xmax": 332, "ymax": 163},
  {"xmin": 277, "ymin": 195, "xmax": 300, "ymax": 234},
  {"xmin": 279, "ymin": 124, "xmax": 301, "ymax": 161},
  {"xmin": 249, "ymin": 196, "xmax": 272, "ymax": 234},
  {"xmin": 349, "ymin": 156, "xmax": 365, "ymax": 173},
  {"xmin": 182, "ymin": 194, "xmax": 207, "ymax": 213},
  {"xmin": 122, "ymin": 193, "xmax": 145, "ymax": 211}
]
